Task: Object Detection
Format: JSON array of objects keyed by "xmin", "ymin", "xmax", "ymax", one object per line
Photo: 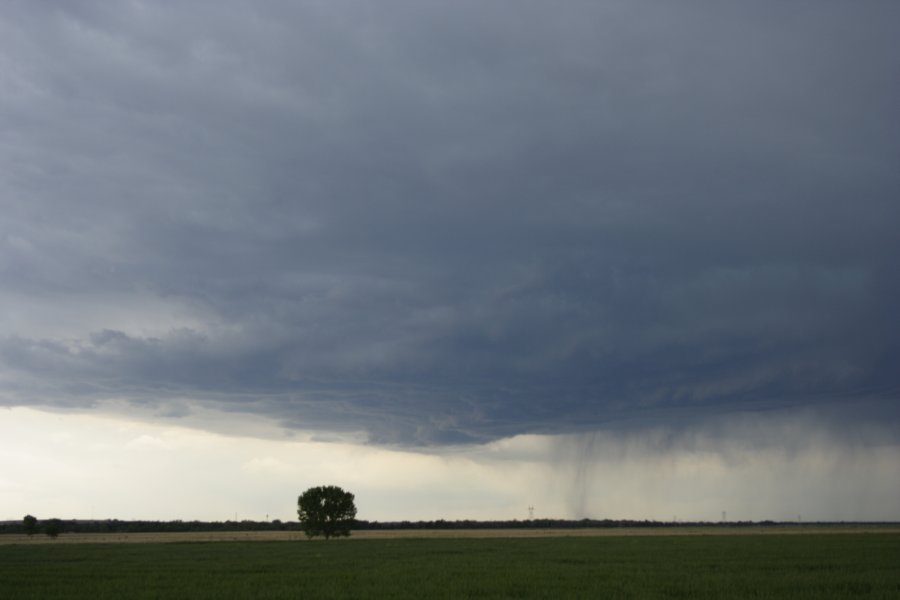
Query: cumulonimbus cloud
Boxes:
[{"xmin": 1, "ymin": 1, "xmax": 898, "ymax": 445}]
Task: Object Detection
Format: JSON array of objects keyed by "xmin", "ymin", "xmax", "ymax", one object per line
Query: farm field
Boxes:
[
  {"xmin": 2, "ymin": 524, "xmax": 898, "ymax": 545},
  {"xmin": 1, "ymin": 533, "xmax": 898, "ymax": 599}
]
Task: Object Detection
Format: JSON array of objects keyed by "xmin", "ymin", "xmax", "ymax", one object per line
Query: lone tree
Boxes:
[
  {"xmin": 23, "ymin": 515, "xmax": 38, "ymax": 536},
  {"xmin": 297, "ymin": 485, "xmax": 357, "ymax": 539}
]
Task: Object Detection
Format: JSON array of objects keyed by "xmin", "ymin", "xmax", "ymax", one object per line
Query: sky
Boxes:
[{"xmin": 1, "ymin": 1, "xmax": 898, "ymax": 523}]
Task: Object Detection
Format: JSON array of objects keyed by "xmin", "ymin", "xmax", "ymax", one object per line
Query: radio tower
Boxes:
[{"xmin": 528, "ymin": 506, "xmax": 534, "ymax": 520}]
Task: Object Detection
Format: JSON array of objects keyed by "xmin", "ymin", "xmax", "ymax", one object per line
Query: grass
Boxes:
[{"xmin": 1, "ymin": 534, "xmax": 898, "ymax": 598}]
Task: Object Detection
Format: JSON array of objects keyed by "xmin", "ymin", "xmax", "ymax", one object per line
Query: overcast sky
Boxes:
[{"xmin": 2, "ymin": 1, "xmax": 898, "ymax": 522}]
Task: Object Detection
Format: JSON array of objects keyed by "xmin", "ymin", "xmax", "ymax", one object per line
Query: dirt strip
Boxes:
[{"xmin": 2, "ymin": 526, "xmax": 899, "ymax": 545}]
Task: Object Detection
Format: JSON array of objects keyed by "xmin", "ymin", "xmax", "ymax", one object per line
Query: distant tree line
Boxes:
[
  {"xmin": 0, "ymin": 518, "xmax": 302, "ymax": 535},
  {"xmin": 353, "ymin": 518, "xmax": 785, "ymax": 530},
  {"xmin": 3, "ymin": 517, "xmax": 882, "ymax": 536}
]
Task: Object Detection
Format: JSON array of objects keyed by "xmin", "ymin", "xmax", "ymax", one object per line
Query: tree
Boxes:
[
  {"xmin": 44, "ymin": 519, "xmax": 62, "ymax": 539},
  {"xmin": 23, "ymin": 515, "xmax": 38, "ymax": 536},
  {"xmin": 297, "ymin": 485, "xmax": 357, "ymax": 539}
]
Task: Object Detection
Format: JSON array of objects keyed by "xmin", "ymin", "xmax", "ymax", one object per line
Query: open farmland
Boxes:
[
  {"xmin": 1, "ymin": 532, "xmax": 898, "ymax": 599},
  {"xmin": 1, "ymin": 524, "xmax": 898, "ymax": 545}
]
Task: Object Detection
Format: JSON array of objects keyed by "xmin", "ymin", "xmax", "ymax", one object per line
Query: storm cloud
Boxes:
[{"xmin": 2, "ymin": 1, "xmax": 898, "ymax": 445}]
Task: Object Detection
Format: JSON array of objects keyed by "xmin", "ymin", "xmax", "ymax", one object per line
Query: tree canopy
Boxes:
[
  {"xmin": 297, "ymin": 485, "xmax": 357, "ymax": 539},
  {"xmin": 23, "ymin": 515, "xmax": 38, "ymax": 536},
  {"xmin": 44, "ymin": 519, "xmax": 61, "ymax": 539}
]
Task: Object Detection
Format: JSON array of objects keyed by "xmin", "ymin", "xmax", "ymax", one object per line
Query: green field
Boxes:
[{"xmin": 2, "ymin": 534, "xmax": 898, "ymax": 599}]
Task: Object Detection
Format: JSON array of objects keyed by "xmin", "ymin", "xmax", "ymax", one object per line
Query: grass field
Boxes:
[
  {"xmin": 3, "ymin": 524, "xmax": 897, "ymax": 545},
  {"xmin": 1, "ymin": 533, "xmax": 898, "ymax": 598}
]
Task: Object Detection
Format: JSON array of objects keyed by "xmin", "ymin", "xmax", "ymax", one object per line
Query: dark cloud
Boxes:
[{"xmin": 1, "ymin": 1, "xmax": 898, "ymax": 444}]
